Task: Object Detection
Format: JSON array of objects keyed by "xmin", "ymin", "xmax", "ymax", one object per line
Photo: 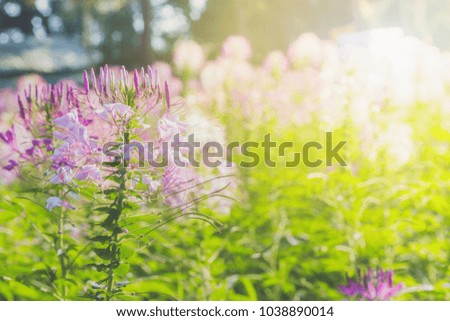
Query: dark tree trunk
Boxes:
[{"xmin": 141, "ymin": 0, "xmax": 153, "ymax": 64}]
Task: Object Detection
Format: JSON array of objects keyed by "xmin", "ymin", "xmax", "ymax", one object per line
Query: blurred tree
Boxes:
[
  {"xmin": 352, "ymin": 0, "xmax": 434, "ymax": 43},
  {"xmin": 141, "ymin": 0, "xmax": 153, "ymax": 63},
  {"xmin": 191, "ymin": 0, "xmax": 355, "ymax": 60},
  {"xmin": 74, "ymin": 0, "xmax": 192, "ymax": 66},
  {"xmin": 0, "ymin": 0, "xmax": 50, "ymax": 36},
  {"xmin": 3, "ymin": 0, "xmax": 450, "ymax": 70}
]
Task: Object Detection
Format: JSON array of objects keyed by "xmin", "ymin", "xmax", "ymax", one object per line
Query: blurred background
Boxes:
[{"xmin": 2, "ymin": 0, "xmax": 450, "ymax": 87}]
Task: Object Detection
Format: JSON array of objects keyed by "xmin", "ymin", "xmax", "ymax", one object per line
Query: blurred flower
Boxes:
[
  {"xmin": 74, "ymin": 165, "xmax": 102, "ymax": 181},
  {"xmin": 158, "ymin": 112, "xmax": 188, "ymax": 142},
  {"xmin": 46, "ymin": 196, "xmax": 74, "ymax": 211},
  {"xmin": 16, "ymin": 74, "xmax": 46, "ymax": 93},
  {"xmin": 162, "ymin": 163, "xmax": 197, "ymax": 207},
  {"xmin": 339, "ymin": 268, "xmax": 404, "ymax": 300},
  {"xmin": 263, "ymin": 50, "xmax": 289, "ymax": 76},
  {"xmin": 0, "ymin": 88, "xmax": 17, "ymax": 112},
  {"xmin": 151, "ymin": 62, "xmax": 183, "ymax": 96},
  {"xmin": 173, "ymin": 39, "xmax": 205, "ymax": 74},
  {"xmin": 200, "ymin": 61, "xmax": 227, "ymax": 92},
  {"xmin": 142, "ymin": 176, "xmax": 161, "ymax": 192},
  {"xmin": 3, "ymin": 160, "xmax": 18, "ymax": 171},
  {"xmin": 366, "ymin": 123, "xmax": 415, "ymax": 168},
  {"xmin": 221, "ymin": 35, "xmax": 252, "ymax": 61},
  {"xmin": 0, "ymin": 126, "xmax": 15, "ymax": 144},
  {"xmin": 287, "ymin": 33, "xmax": 323, "ymax": 68}
]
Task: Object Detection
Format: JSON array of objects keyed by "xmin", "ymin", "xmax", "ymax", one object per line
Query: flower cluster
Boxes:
[
  {"xmin": 170, "ymin": 31, "xmax": 450, "ymax": 169},
  {"xmin": 0, "ymin": 65, "xmax": 234, "ymax": 214},
  {"xmin": 0, "ymin": 65, "xmax": 236, "ymax": 299},
  {"xmin": 0, "ymin": 77, "xmax": 77, "ymax": 184},
  {"xmin": 339, "ymin": 268, "xmax": 404, "ymax": 300}
]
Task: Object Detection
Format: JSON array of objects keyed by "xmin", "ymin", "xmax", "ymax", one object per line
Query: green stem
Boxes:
[
  {"xmin": 105, "ymin": 193, "xmax": 122, "ymax": 300},
  {"xmin": 58, "ymin": 209, "xmax": 67, "ymax": 300},
  {"xmin": 106, "ymin": 231, "xmax": 118, "ymax": 300},
  {"xmin": 105, "ymin": 132, "xmax": 129, "ymax": 300}
]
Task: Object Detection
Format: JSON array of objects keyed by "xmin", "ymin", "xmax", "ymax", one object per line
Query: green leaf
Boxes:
[
  {"xmin": 90, "ymin": 236, "xmax": 111, "ymax": 244},
  {"xmin": 93, "ymin": 248, "xmax": 111, "ymax": 261},
  {"xmin": 85, "ymin": 263, "xmax": 107, "ymax": 272},
  {"xmin": 115, "ymin": 263, "xmax": 130, "ymax": 277},
  {"xmin": 102, "ymin": 161, "xmax": 121, "ymax": 168},
  {"xmin": 120, "ymin": 244, "xmax": 137, "ymax": 259},
  {"xmin": 102, "ymin": 189, "xmax": 118, "ymax": 196}
]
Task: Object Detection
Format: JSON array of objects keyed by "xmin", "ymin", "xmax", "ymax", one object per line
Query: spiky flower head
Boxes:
[{"xmin": 339, "ymin": 267, "xmax": 404, "ymax": 301}]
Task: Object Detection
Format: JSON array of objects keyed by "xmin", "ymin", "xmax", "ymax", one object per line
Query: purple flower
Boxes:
[
  {"xmin": 46, "ymin": 196, "xmax": 75, "ymax": 211},
  {"xmin": 74, "ymin": 164, "xmax": 102, "ymax": 181},
  {"xmin": 46, "ymin": 196, "xmax": 63, "ymax": 211},
  {"xmin": 53, "ymin": 110, "xmax": 89, "ymax": 145},
  {"xmin": 164, "ymin": 81, "xmax": 170, "ymax": 108},
  {"xmin": 103, "ymin": 103, "xmax": 134, "ymax": 122},
  {"xmin": 25, "ymin": 146, "xmax": 35, "ymax": 157},
  {"xmin": 83, "ymin": 70, "xmax": 89, "ymax": 94},
  {"xmin": 339, "ymin": 267, "xmax": 404, "ymax": 300},
  {"xmin": 3, "ymin": 160, "xmax": 18, "ymax": 171},
  {"xmin": 50, "ymin": 166, "xmax": 74, "ymax": 184},
  {"xmin": 0, "ymin": 127, "xmax": 15, "ymax": 144},
  {"xmin": 134, "ymin": 69, "xmax": 140, "ymax": 96},
  {"xmin": 42, "ymin": 138, "xmax": 53, "ymax": 152},
  {"xmin": 158, "ymin": 112, "xmax": 187, "ymax": 142},
  {"xmin": 162, "ymin": 163, "xmax": 197, "ymax": 207},
  {"xmin": 142, "ymin": 176, "xmax": 161, "ymax": 192}
]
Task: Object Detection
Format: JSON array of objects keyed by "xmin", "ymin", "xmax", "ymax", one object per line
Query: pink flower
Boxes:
[
  {"xmin": 151, "ymin": 62, "xmax": 183, "ymax": 96},
  {"xmin": 287, "ymin": 33, "xmax": 323, "ymax": 68},
  {"xmin": 50, "ymin": 166, "xmax": 74, "ymax": 184},
  {"xmin": 158, "ymin": 112, "xmax": 187, "ymax": 142},
  {"xmin": 221, "ymin": 35, "xmax": 252, "ymax": 60},
  {"xmin": 339, "ymin": 268, "xmax": 404, "ymax": 300},
  {"xmin": 0, "ymin": 88, "xmax": 17, "ymax": 112},
  {"xmin": 142, "ymin": 176, "xmax": 161, "ymax": 192},
  {"xmin": 263, "ymin": 50, "xmax": 289, "ymax": 75},
  {"xmin": 16, "ymin": 74, "xmax": 46, "ymax": 93},
  {"xmin": 4, "ymin": 64, "xmax": 220, "ymax": 215},
  {"xmin": 103, "ymin": 103, "xmax": 134, "ymax": 122},
  {"xmin": 173, "ymin": 39, "xmax": 205, "ymax": 73},
  {"xmin": 162, "ymin": 163, "xmax": 197, "ymax": 207},
  {"xmin": 74, "ymin": 165, "xmax": 102, "ymax": 181},
  {"xmin": 53, "ymin": 111, "xmax": 89, "ymax": 145}
]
